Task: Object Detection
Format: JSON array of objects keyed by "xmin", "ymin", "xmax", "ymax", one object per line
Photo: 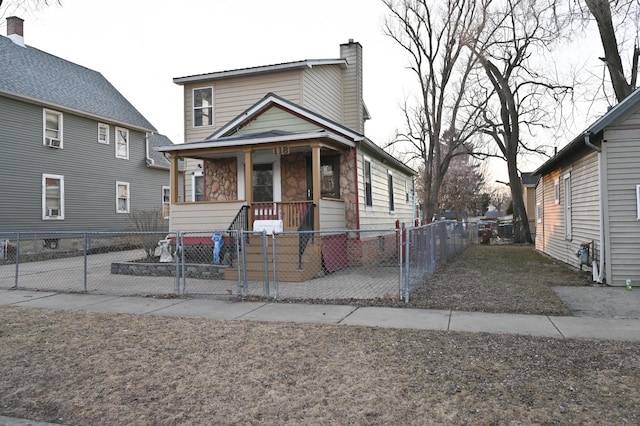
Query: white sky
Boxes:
[{"xmin": 3, "ymin": 0, "xmax": 613, "ymax": 184}]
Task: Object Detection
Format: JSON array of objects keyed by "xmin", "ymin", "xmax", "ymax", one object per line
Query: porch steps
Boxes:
[{"xmin": 224, "ymin": 234, "xmax": 322, "ymax": 282}]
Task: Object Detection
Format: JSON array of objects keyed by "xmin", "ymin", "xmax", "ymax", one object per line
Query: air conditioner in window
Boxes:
[
  {"xmin": 47, "ymin": 208, "xmax": 60, "ymax": 217},
  {"xmin": 45, "ymin": 137, "xmax": 61, "ymax": 148}
]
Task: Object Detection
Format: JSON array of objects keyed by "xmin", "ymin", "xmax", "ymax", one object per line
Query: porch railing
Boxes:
[
  {"xmin": 228, "ymin": 205, "xmax": 249, "ymax": 233},
  {"xmin": 252, "ymin": 201, "xmax": 313, "ymax": 230}
]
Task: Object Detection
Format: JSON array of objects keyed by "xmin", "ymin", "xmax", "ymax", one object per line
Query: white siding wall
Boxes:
[
  {"xmin": 319, "ymin": 199, "xmax": 346, "ymax": 230},
  {"xmin": 302, "ymin": 65, "xmax": 343, "ymax": 125},
  {"xmin": 169, "ymin": 201, "xmax": 246, "ymax": 232},
  {"xmin": 357, "ymin": 152, "xmax": 414, "ymax": 229},
  {"xmin": 536, "ymin": 151, "xmax": 599, "ymax": 273},
  {"xmin": 183, "ymin": 70, "xmax": 304, "ymax": 143},
  {"xmin": 602, "ymin": 128, "xmax": 640, "ymax": 286}
]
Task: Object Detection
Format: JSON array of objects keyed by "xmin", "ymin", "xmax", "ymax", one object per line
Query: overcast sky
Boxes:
[{"xmin": 3, "ymin": 0, "xmax": 611, "ymax": 182}]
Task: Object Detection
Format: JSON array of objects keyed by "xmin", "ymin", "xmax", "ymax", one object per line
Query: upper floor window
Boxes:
[
  {"xmin": 43, "ymin": 109, "xmax": 63, "ymax": 148},
  {"xmin": 42, "ymin": 174, "xmax": 64, "ymax": 220},
  {"xmin": 98, "ymin": 123, "xmax": 109, "ymax": 144},
  {"xmin": 116, "ymin": 181, "xmax": 130, "ymax": 213},
  {"xmin": 364, "ymin": 157, "xmax": 373, "ymax": 208},
  {"xmin": 193, "ymin": 87, "xmax": 213, "ymax": 127},
  {"xmin": 115, "ymin": 127, "xmax": 129, "ymax": 159}
]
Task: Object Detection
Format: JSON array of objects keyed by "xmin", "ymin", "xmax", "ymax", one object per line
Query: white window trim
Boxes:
[
  {"xmin": 388, "ymin": 170, "xmax": 395, "ymax": 214},
  {"xmin": 553, "ymin": 178, "xmax": 560, "ymax": 204},
  {"xmin": 98, "ymin": 123, "xmax": 109, "ymax": 144},
  {"xmin": 115, "ymin": 127, "xmax": 130, "ymax": 160},
  {"xmin": 116, "ymin": 181, "xmax": 130, "ymax": 213},
  {"xmin": 162, "ymin": 185, "xmax": 170, "ymax": 219},
  {"xmin": 42, "ymin": 173, "xmax": 65, "ymax": 220},
  {"xmin": 192, "ymin": 86, "xmax": 214, "ymax": 128},
  {"xmin": 563, "ymin": 173, "xmax": 572, "ymax": 240},
  {"xmin": 536, "ymin": 202, "xmax": 542, "ymax": 223},
  {"xmin": 636, "ymin": 185, "xmax": 640, "ymax": 220},
  {"xmin": 43, "ymin": 109, "xmax": 63, "ymax": 148},
  {"xmin": 363, "ymin": 155, "xmax": 373, "ymax": 210},
  {"xmin": 192, "ymin": 170, "xmax": 204, "ymax": 202}
]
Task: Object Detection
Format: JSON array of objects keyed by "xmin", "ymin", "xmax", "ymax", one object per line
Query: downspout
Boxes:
[
  {"xmin": 145, "ymin": 132, "xmax": 155, "ymax": 167},
  {"xmin": 584, "ymin": 132, "xmax": 605, "ymax": 283}
]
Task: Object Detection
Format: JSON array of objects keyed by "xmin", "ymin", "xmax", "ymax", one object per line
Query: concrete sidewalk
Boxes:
[{"xmin": 2, "ymin": 288, "xmax": 640, "ymax": 342}]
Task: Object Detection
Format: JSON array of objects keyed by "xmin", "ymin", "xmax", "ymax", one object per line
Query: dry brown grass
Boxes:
[{"xmin": 1, "ymin": 244, "xmax": 638, "ymax": 425}]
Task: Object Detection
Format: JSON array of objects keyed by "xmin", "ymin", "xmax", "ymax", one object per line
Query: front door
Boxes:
[{"xmin": 253, "ymin": 163, "xmax": 273, "ymax": 202}]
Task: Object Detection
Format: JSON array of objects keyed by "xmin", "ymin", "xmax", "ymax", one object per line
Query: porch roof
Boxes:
[{"xmin": 156, "ymin": 129, "xmax": 355, "ymax": 153}]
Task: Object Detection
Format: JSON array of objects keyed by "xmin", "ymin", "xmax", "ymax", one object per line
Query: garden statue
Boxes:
[
  {"xmin": 212, "ymin": 233, "xmax": 224, "ymax": 264},
  {"xmin": 158, "ymin": 238, "xmax": 174, "ymax": 263}
]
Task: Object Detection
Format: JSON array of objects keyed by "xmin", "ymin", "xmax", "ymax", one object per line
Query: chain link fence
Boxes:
[{"xmin": 0, "ymin": 222, "xmax": 476, "ymax": 302}]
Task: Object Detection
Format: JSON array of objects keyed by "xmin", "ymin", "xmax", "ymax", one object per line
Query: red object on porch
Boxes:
[{"xmin": 321, "ymin": 234, "xmax": 349, "ymax": 272}]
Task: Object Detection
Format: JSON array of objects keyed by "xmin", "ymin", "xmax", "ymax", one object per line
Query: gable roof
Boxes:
[
  {"xmin": 534, "ymin": 87, "xmax": 640, "ymax": 175},
  {"xmin": 173, "ymin": 59, "xmax": 348, "ymax": 85},
  {"xmin": 0, "ymin": 35, "xmax": 156, "ymax": 132}
]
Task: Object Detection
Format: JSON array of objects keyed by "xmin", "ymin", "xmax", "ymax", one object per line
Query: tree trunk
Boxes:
[{"xmin": 507, "ymin": 154, "xmax": 532, "ymax": 243}]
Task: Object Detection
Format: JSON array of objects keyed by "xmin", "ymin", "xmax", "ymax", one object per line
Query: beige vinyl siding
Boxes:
[
  {"xmin": 535, "ymin": 182, "xmax": 545, "ymax": 252},
  {"xmin": 169, "ymin": 201, "xmax": 246, "ymax": 232},
  {"xmin": 536, "ymin": 151, "xmax": 600, "ymax": 271},
  {"xmin": 183, "ymin": 71, "xmax": 303, "ymax": 143},
  {"xmin": 235, "ymin": 107, "xmax": 322, "ymax": 135},
  {"xmin": 602, "ymin": 129, "xmax": 640, "ymax": 286},
  {"xmin": 357, "ymin": 153, "xmax": 413, "ymax": 229},
  {"xmin": 302, "ymin": 65, "xmax": 343, "ymax": 125},
  {"xmin": 319, "ymin": 199, "xmax": 346, "ymax": 230}
]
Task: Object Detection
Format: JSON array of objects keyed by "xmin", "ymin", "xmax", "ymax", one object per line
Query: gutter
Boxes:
[
  {"xmin": 584, "ymin": 131, "xmax": 605, "ymax": 283},
  {"xmin": 583, "ymin": 132, "xmax": 601, "ymax": 152}
]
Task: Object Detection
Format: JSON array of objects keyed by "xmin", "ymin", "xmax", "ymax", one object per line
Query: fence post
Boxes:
[
  {"xmin": 83, "ymin": 233, "xmax": 89, "ymax": 292},
  {"xmin": 13, "ymin": 233, "xmax": 20, "ymax": 288},
  {"xmin": 241, "ymin": 231, "xmax": 248, "ymax": 297},
  {"xmin": 398, "ymin": 224, "xmax": 404, "ymax": 299},
  {"xmin": 262, "ymin": 230, "xmax": 269, "ymax": 299},
  {"xmin": 174, "ymin": 232, "xmax": 180, "ymax": 295},
  {"xmin": 180, "ymin": 232, "xmax": 187, "ymax": 295},
  {"xmin": 272, "ymin": 233, "xmax": 278, "ymax": 300},
  {"xmin": 404, "ymin": 226, "xmax": 411, "ymax": 303}
]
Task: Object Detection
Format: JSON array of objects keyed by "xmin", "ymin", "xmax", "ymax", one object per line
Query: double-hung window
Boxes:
[
  {"xmin": 43, "ymin": 109, "xmax": 63, "ymax": 148},
  {"xmin": 364, "ymin": 157, "xmax": 373, "ymax": 208},
  {"xmin": 193, "ymin": 87, "xmax": 213, "ymax": 127},
  {"xmin": 192, "ymin": 171, "xmax": 205, "ymax": 202},
  {"xmin": 115, "ymin": 127, "xmax": 129, "ymax": 159},
  {"xmin": 388, "ymin": 171, "xmax": 395, "ymax": 213},
  {"xmin": 98, "ymin": 123, "xmax": 109, "ymax": 144},
  {"xmin": 162, "ymin": 186, "xmax": 170, "ymax": 219},
  {"xmin": 116, "ymin": 182, "xmax": 130, "ymax": 213},
  {"xmin": 42, "ymin": 174, "xmax": 64, "ymax": 219}
]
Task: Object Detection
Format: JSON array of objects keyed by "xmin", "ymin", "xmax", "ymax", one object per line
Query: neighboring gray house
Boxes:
[
  {"xmin": 0, "ymin": 17, "xmax": 172, "ymax": 232},
  {"xmin": 534, "ymin": 87, "xmax": 640, "ymax": 287}
]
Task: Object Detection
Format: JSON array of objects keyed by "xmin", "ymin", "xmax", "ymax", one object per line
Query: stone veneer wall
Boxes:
[
  {"xmin": 340, "ymin": 149, "xmax": 358, "ymax": 229},
  {"xmin": 281, "ymin": 153, "xmax": 308, "ymax": 202},
  {"xmin": 204, "ymin": 158, "xmax": 238, "ymax": 201}
]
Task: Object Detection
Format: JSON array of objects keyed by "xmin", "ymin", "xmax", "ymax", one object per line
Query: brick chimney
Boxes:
[
  {"xmin": 340, "ymin": 39, "xmax": 365, "ymax": 134},
  {"xmin": 7, "ymin": 16, "xmax": 25, "ymax": 47}
]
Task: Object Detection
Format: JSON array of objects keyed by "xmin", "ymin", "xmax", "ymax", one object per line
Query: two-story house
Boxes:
[
  {"xmin": 158, "ymin": 40, "xmax": 416, "ymax": 280},
  {"xmin": 0, "ymin": 17, "xmax": 172, "ymax": 234}
]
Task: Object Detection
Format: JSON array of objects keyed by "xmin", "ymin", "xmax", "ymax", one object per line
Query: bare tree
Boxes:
[
  {"xmin": 0, "ymin": 0, "xmax": 60, "ymax": 19},
  {"xmin": 382, "ymin": 0, "xmax": 490, "ymax": 222},
  {"xmin": 463, "ymin": 0, "xmax": 572, "ymax": 243},
  {"xmin": 437, "ymin": 152, "xmax": 486, "ymax": 219}
]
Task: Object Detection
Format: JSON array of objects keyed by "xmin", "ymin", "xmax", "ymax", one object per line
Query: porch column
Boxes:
[
  {"xmin": 312, "ymin": 144, "xmax": 321, "ymax": 230},
  {"xmin": 170, "ymin": 154, "xmax": 179, "ymax": 203},
  {"xmin": 244, "ymin": 148, "xmax": 253, "ymax": 225}
]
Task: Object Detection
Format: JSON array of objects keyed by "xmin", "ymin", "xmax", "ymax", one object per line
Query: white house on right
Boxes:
[{"xmin": 534, "ymin": 88, "xmax": 640, "ymax": 287}]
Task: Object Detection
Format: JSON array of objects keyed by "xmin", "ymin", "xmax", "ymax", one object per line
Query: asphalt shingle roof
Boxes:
[{"xmin": 0, "ymin": 35, "xmax": 155, "ymax": 131}]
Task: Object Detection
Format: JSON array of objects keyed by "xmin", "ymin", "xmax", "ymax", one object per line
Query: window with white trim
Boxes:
[
  {"xmin": 193, "ymin": 87, "xmax": 213, "ymax": 127},
  {"xmin": 536, "ymin": 202, "xmax": 542, "ymax": 223},
  {"xmin": 364, "ymin": 157, "xmax": 373, "ymax": 208},
  {"xmin": 564, "ymin": 173, "xmax": 572, "ymax": 240},
  {"xmin": 42, "ymin": 174, "xmax": 64, "ymax": 220},
  {"xmin": 116, "ymin": 181, "xmax": 130, "ymax": 213},
  {"xmin": 388, "ymin": 171, "xmax": 395, "ymax": 213},
  {"xmin": 636, "ymin": 185, "xmax": 640, "ymax": 220},
  {"xmin": 192, "ymin": 171, "xmax": 204, "ymax": 202},
  {"xmin": 162, "ymin": 186, "xmax": 170, "ymax": 219},
  {"xmin": 115, "ymin": 127, "xmax": 129, "ymax": 159},
  {"xmin": 43, "ymin": 109, "xmax": 63, "ymax": 148},
  {"xmin": 553, "ymin": 178, "xmax": 560, "ymax": 204},
  {"xmin": 98, "ymin": 123, "xmax": 109, "ymax": 144}
]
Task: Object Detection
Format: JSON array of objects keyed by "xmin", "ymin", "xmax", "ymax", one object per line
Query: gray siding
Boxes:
[
  {"xmin": 602, "ymin": 129, "xmax": 640, "ymax": 286},
  {"xmin": 0, "ymin": 96, "xmax": 169, "ymax": 232}
]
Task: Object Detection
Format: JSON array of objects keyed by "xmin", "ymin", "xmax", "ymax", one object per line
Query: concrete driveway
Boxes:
[{"xmin": 553, "ymin": 286, "xmax": 640, "ymax": 319}]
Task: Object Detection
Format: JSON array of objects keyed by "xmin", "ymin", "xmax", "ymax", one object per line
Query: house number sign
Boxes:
[{"xmin": 273, "ymin": 146, "xmax": 290, "ymax": 155}]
